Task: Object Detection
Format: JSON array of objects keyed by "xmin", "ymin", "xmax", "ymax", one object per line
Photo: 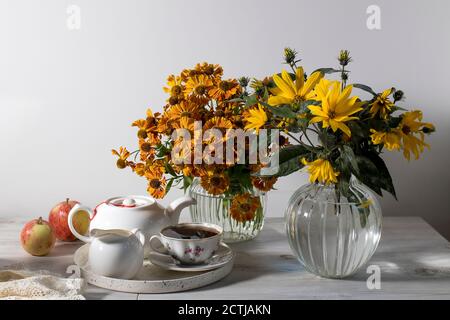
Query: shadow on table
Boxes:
[
  {"xmin": 341, "ymin": 251, "xmax": 450, "ymax": 283},
  {"xmin": 187, "ymin": 251, "xmax": 316, "ymax": 292},
  {"xmin": 0, "ymin": 258, "xmax": 17, "ymax": 269},
  {"xmin": 48, "ymin": 241, "xmax": 84, "ymax": 258}
]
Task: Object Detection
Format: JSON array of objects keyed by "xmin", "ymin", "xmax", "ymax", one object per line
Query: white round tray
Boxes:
[{"xmin": 73, "ymin": 244, "xmax": 234, "ymax": 294}]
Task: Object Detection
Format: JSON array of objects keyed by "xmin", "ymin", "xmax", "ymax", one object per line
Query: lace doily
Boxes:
[{"xmin": 0, "ymin": 269, "xmax": 85, "ymax": 300}]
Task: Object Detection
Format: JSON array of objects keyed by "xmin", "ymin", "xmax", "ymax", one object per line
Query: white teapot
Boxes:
[{"xmin": 68, "ymin": 195, "xmax": 196, "ymax": 256}]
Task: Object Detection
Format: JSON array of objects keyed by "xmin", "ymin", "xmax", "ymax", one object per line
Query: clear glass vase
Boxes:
[
  {"xmin": 189, "ymin": 178, "xmax": 266, "ymax": 243},
  {"xmin": 285, "ymin": 178, "xmax": 382, "ymax": 278}
]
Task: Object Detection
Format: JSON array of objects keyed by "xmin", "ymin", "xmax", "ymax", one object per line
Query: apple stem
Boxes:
[
  {"xmin": 37, "ymin": 217, "xmax": 43, "ymax": 224},
  {"xmin": 66, "ymin": 198, "xmax": 69, "ymax": 204}
]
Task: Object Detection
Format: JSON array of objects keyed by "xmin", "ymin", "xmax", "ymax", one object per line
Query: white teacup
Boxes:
[{"xmin": 149, "ymin": 223, "xmax": 222, "ymax": 265}]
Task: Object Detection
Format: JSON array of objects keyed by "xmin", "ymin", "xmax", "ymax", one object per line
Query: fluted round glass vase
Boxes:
[
  {"xmin": 189, "ymin": 178, "xmax": 266, "ymax": 243},
  {"xmin": 285, "ymin": 178, "xmax": 382, "ymax": 278}
]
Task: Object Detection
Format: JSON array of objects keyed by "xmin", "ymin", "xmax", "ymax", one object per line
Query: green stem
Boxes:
[
  {"xmin": 289, "ymin": 64, "xmax": 296, "ymax": 74},
  {"xmin": 341, "ymin": 65, "xmax": 347, "ymax": 89},
  {"xmin": 302, "ymin": 130, "xmax": 316, "ymax": 148}
]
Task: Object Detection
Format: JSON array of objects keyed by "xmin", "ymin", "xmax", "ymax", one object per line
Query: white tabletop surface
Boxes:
[{"xmin": 1, "ymin": 216, "xmax": 450, "ymax": 300}]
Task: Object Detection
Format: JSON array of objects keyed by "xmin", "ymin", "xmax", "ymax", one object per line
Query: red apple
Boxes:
[
  {"xmin": 49, "ymin": 198, "xmax": 89, "ymax": 241},
  {"xmin": 20, "ymin": 217, "xmax": 56, "ymax": 256}
]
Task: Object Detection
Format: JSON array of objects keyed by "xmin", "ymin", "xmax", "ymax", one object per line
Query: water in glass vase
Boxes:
[
  {"xmin": 189, "ymin": 178, "xmax": 266, "ymax": 243},
  {"xmin": 285, "ymin": 178, "xmax": 382, "ymax": 278}
]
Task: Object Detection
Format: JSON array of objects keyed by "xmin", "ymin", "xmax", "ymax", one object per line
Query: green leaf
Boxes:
[
  {"xmin": 165, "ymin": 178, "xmax": 174, "ymax": 194},
  {"xmin": 164, "ymin": 161, "xmax": 177, "ymax": 176},
  {"xmin": 354, "ymin": 155, "xmax": 383, "ymax": 196},
  {"xmin": 257, "ymin": 145, "xmax": 310, "ymax": 177},
  {"xmin": 265, "ymin": 104, "xmax": 297, "ymax": 119},
  {"xmin": 263, "ymin": 87, "xmax": 269, "ymax": 101},
  {"xmin": 354, "ymin": 153, "xmax": 397, "ymax": 199},
  {"xmin": 227, "ymin": 97, "xmax": 245, "ymax": 103},
  {"xmin": 311, "ymin": 67, "xmax": 341, "ymax": 74},
  {"xmin": 299, "ymin": 100, "xmax": 321, "ymax": 113},
  {"xmin": 359, "ymin": 210, "xmax": 368, "ymax": 228},
  {"xmin": 388, "ymin": 116, "xmax": 402, "ymax": 128},
  {"xmin": 347, "ymin": 122, "xmax": 367, "ymax": 139},
  {"xmin": 155, "ymin": 143, "xmax": 170, "ymax": 158},
  {"xmin": 301, "ymin": 100, "xmax": 321, "ymax": 106},
  {"xmin": 353, "ymin": 83, "xmax": 377, "ymax": 96},
  {"xmin": 244, "ymin": 95, "xmax": 258, "ymax": 107},
  {"xmin": 182, "ymin": 175, "xmax": 193, "ymax": 192},
  {"xmin": 336, "ymin": 166, "xmax": 352, "ymax": 199},
  {"xmin": 368, "ymin": 152, "xmax": 397, "ymax": 199},
  {"xmin": 341, "ymin": 145, "xmax": 360, "ymax": 175}
]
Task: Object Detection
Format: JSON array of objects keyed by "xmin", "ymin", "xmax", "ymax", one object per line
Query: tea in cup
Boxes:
[{"xmin": 149, "ymin": 223, "xmax": 222, "ymax": 265}]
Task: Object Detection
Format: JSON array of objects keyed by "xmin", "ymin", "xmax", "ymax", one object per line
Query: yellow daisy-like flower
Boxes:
[
  {"xmin": 181, "ymin": 63, "xmax": 223, "ymax": 81},
  {"xmin": 171, "ymin": 117, "xmax": 196, "ymax": 132},
  {"xmin": 243, "ymin": 104, "xmax": 268, "ymax": 133},
  {"xmin": 203, "ymin": 116, "xmax": 233, "ymax": 131},
  {"xmin": 370, "ymin": 88, "xmax": 395, "ymax": 119},
  {"xmin": 138, "ymin": 138, "xmax": 155, "ymax": 161},
  {"xmin": 184, "ymin": 74, "xmax": 213, "ymax": 100},
  {"xmin": 163, "ymin": 75, "xmax": 183, "ymax": 96},
  {"xmin": 200, "ymin": 171, "xmax": 230, "ymax": 195},
  {"xmin": 230, "ymin": 193, "xmax": 260, "ymax": 222},
  {"xmin": 203, "ymin": 116, "xmax": 233, "ymax": 147},
  {"xmin": 268, "ymin": 67, "xmax": 323, "ymax": 106},
  {"xmin": 308, "ymin": 81, "xmax": 363, "ymax": 137},
  {"xmin": 163, "ymin": 75, "xmax": 185, "ymax": 105},
  {"xmin": 145, "ymin": 170, "xmax": 167, "ymax": 199},
  {"xmin": 313, "ymin": 78, "xmax": 332, "ymax": 101},
  {"xmin": 166, "ymin": 101, "xmax": 202, "ymax": 122},
  {"xmin": 370, "ymin": 129, "xmax": 402, "ymax": 151},
  {"xmin": 398, "ymin": 110, "xmax": 434, "ymax": 160},
  {"xmin": 209, "ymin": 79, "xmax": 241, "ymax": 101},
  {"xmin": 132, "ymin": 108, "xmax": 160, "ymax": 144},
  {"xmin": 132, "ymin": 163, "xmax": 147, "ymax": 176},
  {"xmin": 194, "ymin": 62, "xmax": 223, "ymax": 80},
  {"xmin": 401, "ymin": 134, "xmax": 428, "ymax": 161},
  {"xmin": 111, "ymin": 147, "xmax": 131, "ymax": 169},
  {"xmin": 301, "ymin": 158, "xmax": 340, "ymax": 185}
]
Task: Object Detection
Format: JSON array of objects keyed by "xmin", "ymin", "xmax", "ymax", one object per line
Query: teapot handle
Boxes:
[
  {"xmin": 68, "ymin": 204, "xmax": 94, "ymax": 243},
  {"xmin": 130, "ymin": 228, "xmax": 146, "ymax": 247},
  {"xmin": 165, "ymin": 196, "xmax": 197, "ymax": 224}
]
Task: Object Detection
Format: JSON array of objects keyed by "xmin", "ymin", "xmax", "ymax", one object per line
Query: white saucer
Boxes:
[{"xmin": 148, "ymin": 242, "xmax": 234, "ymax": 272}]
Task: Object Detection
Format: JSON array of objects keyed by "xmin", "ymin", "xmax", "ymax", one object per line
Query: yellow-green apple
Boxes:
[
  {"xmin": 49, "ymin": 198, "xmax": 89, "ymax": 241},
  {"xmin": 20, "ymin": 217, "xmax": 56, "ymax": 256}
]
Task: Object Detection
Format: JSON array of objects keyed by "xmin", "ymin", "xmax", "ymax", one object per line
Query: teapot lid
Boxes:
[{"xmin": 106, "ymin": 195, "xmax": 154, "ymax": 208}]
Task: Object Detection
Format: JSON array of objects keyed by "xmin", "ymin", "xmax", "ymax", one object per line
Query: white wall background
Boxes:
[{"xmin": 1, "ymin": 0, "xmax": 449, "ymax": 238}]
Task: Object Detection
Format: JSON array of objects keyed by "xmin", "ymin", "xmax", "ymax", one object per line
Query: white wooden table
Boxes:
[{"xmin": 1, "ymin": 217, "xmax": 450, "ymax": 299}]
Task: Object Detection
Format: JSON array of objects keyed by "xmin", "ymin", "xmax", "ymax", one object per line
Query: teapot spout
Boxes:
[{"xmin": 165, "ymin": 196, "xmax": 197, "ymax": 224}]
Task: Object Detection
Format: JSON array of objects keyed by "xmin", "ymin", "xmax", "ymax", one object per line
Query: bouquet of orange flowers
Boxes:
[{"xmin": 113, "ymin": 63, "xmax": 278, "ymax": 222}]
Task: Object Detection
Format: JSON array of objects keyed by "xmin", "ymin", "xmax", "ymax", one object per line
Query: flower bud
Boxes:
[
  {"xmin": 238, "ymin": 77, "xmax": 250, "ymax": 88},
  {"xmin": 393, "ymin": 90, "xmax": 404, "ymax": 102},
  {"xmin": 284, "ymin": 47, "xmax": 298, "ymax": 65},
  {"xmin": 338, "ymin": 50, "xmax": 352, "ymax": 66},
  {"xmin": 422, "ymin": 123, "xmax": 436, "ymax": 134},
  {"xmin": 116, "ymin": 159, "xmax": 127, "ymax": 169}
]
